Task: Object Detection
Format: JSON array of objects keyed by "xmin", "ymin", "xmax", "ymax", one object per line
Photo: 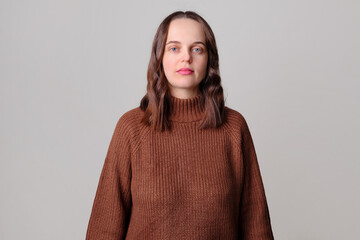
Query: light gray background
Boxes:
[{"xmin": 1, "ymin": 0, "xmax": 359, "ymax": 239}]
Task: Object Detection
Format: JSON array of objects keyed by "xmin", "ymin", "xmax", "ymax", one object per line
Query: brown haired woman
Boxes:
[{"xmin": 86, "ymin": 11, "xmax": 275, "ymax": 240}]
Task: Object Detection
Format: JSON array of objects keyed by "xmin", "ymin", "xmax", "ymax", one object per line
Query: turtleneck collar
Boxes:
[{"xmin": 168, "ymin": 94, "xmax": 205, "ymax": 122}]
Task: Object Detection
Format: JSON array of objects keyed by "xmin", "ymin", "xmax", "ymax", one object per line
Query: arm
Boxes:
[
  {"xmin": 238, "ymin": 117, "xmax": 274, "ymax": 240},
  {"xmin": 86, "ymin": 117, "xmax": 132, "ymax": 240}
]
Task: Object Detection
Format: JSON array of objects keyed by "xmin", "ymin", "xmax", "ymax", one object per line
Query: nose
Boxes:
[{"xmin": 181, "ymin": 49, "xmax": 192, "ymax": 63}]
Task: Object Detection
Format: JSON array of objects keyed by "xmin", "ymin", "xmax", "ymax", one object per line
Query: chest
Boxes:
[{"xmin": 130, "ymin": 125, "xmax": 241, "ymax": 209}]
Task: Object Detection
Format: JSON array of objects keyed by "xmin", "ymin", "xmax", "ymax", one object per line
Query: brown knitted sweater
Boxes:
[{"xmin": 86, "ymin": 94, "xmax": 274, "ymax": 240}]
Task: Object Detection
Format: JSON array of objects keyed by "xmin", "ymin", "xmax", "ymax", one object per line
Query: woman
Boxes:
[{"xmin": 86, "ymin": 11, "xmax": 274, "ymax": 239}]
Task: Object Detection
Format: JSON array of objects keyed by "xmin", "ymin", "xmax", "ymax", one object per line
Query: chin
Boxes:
[
  {"xmin": 176, "ymin": 77, "xmax": 198, "ymax": 83},
  {"xmin": 176, "ymin": 80, "xmax": 198, "ymax": 86}
]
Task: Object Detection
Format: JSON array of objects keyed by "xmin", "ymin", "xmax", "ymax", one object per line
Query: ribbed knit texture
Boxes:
[{"xmin": 86, "ymin": 94, "xmax": 274, "ymax": 240}]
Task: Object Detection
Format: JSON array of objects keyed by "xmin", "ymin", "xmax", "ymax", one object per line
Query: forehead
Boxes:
[{"xmin": 166, "ymin": 18, "xmax": 205, "ymax": 42}]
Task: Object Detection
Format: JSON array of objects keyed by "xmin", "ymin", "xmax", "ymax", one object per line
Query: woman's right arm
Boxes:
[{"xmin": 86, "ymin": 117, "xmax": 133, "ymax": 240}]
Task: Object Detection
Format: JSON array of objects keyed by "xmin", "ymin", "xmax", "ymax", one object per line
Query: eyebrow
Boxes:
[{"xmin": 165, "ymin": 40, "xmax": 206, "ymax": 47}]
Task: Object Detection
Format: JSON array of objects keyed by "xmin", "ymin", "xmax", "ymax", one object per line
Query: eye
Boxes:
[
  {"xmin": 169, "ymin": 47, "xmax": 178, "ymax": 52},
  {"xmin": 193, "ymin": 47, "xmax": 203, "ymax": 53}
]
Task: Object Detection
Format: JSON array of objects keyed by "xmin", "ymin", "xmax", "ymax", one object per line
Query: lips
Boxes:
[{"xmin": 177, "ymin": 68, "xmax": 194, "ymax": 75}]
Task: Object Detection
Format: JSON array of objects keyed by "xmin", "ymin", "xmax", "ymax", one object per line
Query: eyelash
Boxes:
[{"xmin": 169, "ymin": 47, "xmax": 203, "ymax": 53}]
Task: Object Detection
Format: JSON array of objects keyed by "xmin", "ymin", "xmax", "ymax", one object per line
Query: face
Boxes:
[{"xmin": 162, "ymin": 18, "xmax": 208, "ymax": 98}]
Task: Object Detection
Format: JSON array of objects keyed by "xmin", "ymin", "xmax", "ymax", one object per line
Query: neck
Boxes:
[
  {"xmin": 168, "ymin": 88, "xmax": 201, "ymax": 99},
  {"xmin": 168, "ymin": 93, "xmax": 205, "ymax": 122}
]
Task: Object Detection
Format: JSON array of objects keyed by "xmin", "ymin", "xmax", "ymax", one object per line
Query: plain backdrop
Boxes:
[{"xmin": 1, "ymin": 0, "xmax": 359, "ymax": 239}]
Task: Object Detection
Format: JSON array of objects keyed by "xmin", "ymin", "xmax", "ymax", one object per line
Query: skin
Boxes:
[{"xmin": 162, "ymin": 18, "xmax": 208, "ymax": 99}]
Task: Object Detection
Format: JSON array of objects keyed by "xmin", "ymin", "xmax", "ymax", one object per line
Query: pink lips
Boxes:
[{"xmin": 177, "ymin": 68, "xmax": 194, "ymax": 75}]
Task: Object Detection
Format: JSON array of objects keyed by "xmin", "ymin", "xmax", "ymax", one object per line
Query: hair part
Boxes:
[{"xmin": 140, "ymin": 10, "xmax": 225, "ymax": 132}]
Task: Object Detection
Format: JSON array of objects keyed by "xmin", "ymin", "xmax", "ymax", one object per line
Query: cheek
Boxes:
[
  {"xmin": 162, "ymin": 56, "xmax": 168, "ymax": 71},
  {"xmin": 162, "ymin": 55, "xmax": 176, "ymax": 71},
  {"xmin": 197, "ymin": 57, "xmax": 208, "ymax": 74}
]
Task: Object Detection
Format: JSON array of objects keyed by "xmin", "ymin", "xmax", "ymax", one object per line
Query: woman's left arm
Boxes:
[{"xmin": 238, "ymin": 116, "xmax": 275, "ymax": 240}]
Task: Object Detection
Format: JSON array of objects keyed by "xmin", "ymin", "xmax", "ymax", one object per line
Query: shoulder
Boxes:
[
  {"xmin": 223, "ymin": 106, "xmax": 253, "ymax": 145},
  {"xmin": 117, "ymin": 106, "xmax": 144, "ymax": 128},
  {"xmin": 223, "ymin": 106, "xmax": 249, "ymax": 131},
  {"xmin": 115, "ymin": 106, "xmax": 146, "ymax": 134},
  {"xmin": 112, "ymin": 107, "xmax": 147, "ymax": 151}
]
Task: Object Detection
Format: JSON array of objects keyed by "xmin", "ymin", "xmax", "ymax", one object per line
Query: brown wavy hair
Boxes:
[{"xmin": 140, "ymin": 10, "xmax": 225, "ymax": 132}]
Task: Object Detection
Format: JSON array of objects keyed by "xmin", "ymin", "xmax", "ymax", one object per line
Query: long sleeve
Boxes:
[
  {"xmin": 86, "ymin": 117, "xmax": 133, "ymax": 240},
  {"xmin": 238, "ymin": 118, "xmax": 274, "ymax": 240}
]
